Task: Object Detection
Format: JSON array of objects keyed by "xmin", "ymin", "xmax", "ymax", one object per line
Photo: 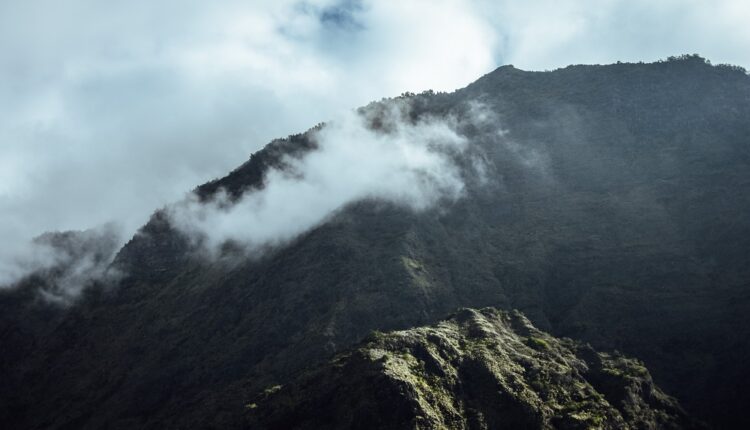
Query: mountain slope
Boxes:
[
  {"xmin": 246, "ymin": 307, "xmax": 698, "ymax": 430},
  {"xmin": 2, "ymin": 55, "xmax": 749, "ymax": 429}
]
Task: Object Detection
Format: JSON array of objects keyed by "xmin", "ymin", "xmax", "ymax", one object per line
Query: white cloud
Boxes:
[
  {"xmin": 478, "ymin": 0, "xmax": 750, "ymax": 70},
  {"xmin": 0, "ymin": 223, "xmax": 122, "ymax": 304},
  {"xmin": 168, "ymin": 101, "xmax": 473, "ymax": 256}
]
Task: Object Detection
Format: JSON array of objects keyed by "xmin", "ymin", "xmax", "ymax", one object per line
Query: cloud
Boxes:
[
  {"xmin": 167, "ymin": 100, "xmax": 480, "ymax": 256},
  {"xmin": 0, "ymin": 224, "xmax": 122, "ymax": 304},
  {"xmin": 1, "ymin": 0, "xmax": 748, "ymax": 289},
  {"xmin": 476, "ymin": 0, "xmax": 750, "ymax": 70}
]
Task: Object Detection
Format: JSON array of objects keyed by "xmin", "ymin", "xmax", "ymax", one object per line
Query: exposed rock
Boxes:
[{"xmin": 247, "ymin": 308, "xmax": 699, "ymax": 429}]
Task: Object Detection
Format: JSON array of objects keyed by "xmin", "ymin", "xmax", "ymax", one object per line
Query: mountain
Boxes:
[
  {"xmin": 2, "ymin": 55, "xmax": 749, "ymax": 429},
  {"xmin": 246, "ymin": 307, "xmax": 698, "ymax": 430}
]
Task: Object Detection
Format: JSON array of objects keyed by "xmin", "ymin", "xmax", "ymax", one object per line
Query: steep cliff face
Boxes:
[
  {"xmin": 247, "ymin": 308, "xmax": 698, "ymax": 430},
  {"xmin": 1, "ymin": 56, "xmax": 749, "ymax": 429}
]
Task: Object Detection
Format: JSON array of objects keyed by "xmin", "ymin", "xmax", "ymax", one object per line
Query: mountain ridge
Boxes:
[{"xmin": 2, "ymin": 55, "xmax": 750, "ymax": 429}]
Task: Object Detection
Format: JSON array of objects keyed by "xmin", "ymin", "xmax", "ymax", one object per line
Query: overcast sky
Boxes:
[{"xmin": 1, "ymin": 0, "xmax": 749, "ymax": 273}]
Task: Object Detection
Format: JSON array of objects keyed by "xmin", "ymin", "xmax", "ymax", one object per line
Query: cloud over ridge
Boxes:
[{"xmin": 168, "ymin": 101, "xmax": 478, "ymax": 256}]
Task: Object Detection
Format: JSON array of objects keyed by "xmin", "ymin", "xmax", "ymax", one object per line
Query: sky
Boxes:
[{"xmin": 1, "ymin": 0, "xmax": 749, "ymax": 284}]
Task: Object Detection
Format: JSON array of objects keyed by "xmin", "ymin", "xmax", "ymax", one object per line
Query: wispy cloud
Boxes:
[
  {"xmin": 167, "ymin": 101, "xmax": 480, "ymax": 256},
  {"xmin": 0, "ymin": 224, "xmax": 122, "ymax": 304}
]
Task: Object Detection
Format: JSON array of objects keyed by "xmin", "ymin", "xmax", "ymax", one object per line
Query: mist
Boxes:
[
  {"xmin": 0, "ymin": 223, "xmax": 122, "ymax": 304},
  {"xmin": 168, "ymin": 102, "xmax": 481, "ymax": 256}
]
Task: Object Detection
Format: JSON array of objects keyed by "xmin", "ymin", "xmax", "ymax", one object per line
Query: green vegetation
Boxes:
[
  {"xmin": 526, "ymin": 336, "xmax": 551, "ymax": 351},
  {"xmin": 262, "ymin": 385, "xmax": 282, "ymax": 395}
]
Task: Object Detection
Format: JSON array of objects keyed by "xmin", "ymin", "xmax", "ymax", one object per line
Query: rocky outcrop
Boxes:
[{"xmin": 246, "ymin": 308, "xmax": 698, "ymax": 429}]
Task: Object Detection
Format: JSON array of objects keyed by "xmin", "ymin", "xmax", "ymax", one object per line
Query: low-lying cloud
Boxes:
[
  {"xmin": 168, "ymin": 102, "xmax": 478, "ymax": 256},
  {"xmin": 0, "ymin": 223, "xmax": 122, "ymax": 304}
]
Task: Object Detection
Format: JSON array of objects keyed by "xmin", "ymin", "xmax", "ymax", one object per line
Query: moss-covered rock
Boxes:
[{"xmin": 246, "ymin": 308, "xmax": 699, "ymax": 429}]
